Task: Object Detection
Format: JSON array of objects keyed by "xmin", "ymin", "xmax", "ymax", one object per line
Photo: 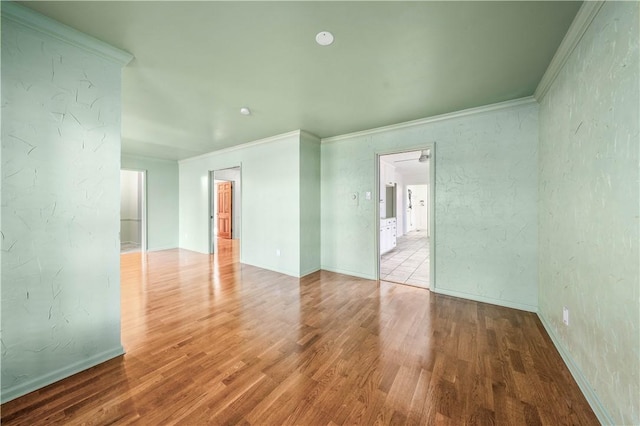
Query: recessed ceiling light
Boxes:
[
  {"xmin": 315, "ymin": 31, "xmax": 334, "ymax": 46},
  {"xmin": 240, "ymin": 107, "xmax": 251, "ymax": 115}
]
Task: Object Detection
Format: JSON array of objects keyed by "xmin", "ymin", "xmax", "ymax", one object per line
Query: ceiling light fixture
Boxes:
[
  {"xmin": 418, "ymin": 149, "xmax": 430, "ymax": 162},
  {"xmin": 240, "ymin": 107, "xmax": 251, "ymax": 116},
  {"xmin": 315, "ymin": 31, "xmax": 334, "ymax": 46}
]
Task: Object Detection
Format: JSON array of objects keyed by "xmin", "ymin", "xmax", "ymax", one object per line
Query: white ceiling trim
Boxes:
[
  {"xmin": 179, "ymin": 129, "xmax": 303, "ymax": 165},
  {"xmin": 1, "ymin": 2, "xmax": 133, "ymax": 66},
  {"xmin": 321, "ymin": 96, "xmax": 536, "ymax": 144},
  {"xmin": 534, "ymin": 1, "xmax": 605, "ymax": 101}
]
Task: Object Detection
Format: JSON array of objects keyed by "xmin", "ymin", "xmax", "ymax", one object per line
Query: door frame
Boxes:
[
  {"xmin": 375, "ymin": 144, "xmax": 435, "ymax": 290},
  {"xmin": 120, "ymin": 168, "xmax": 147, "ymax": 252},
  {"xmin": 209, "ymin": 165, "xmax": 242, "ymax": 256}
]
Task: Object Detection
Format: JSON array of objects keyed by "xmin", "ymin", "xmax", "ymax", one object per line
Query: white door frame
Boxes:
[{"xmin": 375, "ymin": 144, "xmax": 436, "ymax": 290}]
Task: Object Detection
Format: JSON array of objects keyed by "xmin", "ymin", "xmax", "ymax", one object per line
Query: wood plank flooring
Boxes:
[{"xmin": 2, "ymin": 240, "xmax": 598, "ymax": 425}]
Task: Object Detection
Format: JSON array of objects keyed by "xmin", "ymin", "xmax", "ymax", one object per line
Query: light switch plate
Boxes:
[{"xmin": 563, "ymin": 306, "xmax": 569, "ymax": 326}]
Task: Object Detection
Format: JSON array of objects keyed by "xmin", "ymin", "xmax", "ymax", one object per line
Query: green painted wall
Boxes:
[
  {"xmin": 179, "ymin": 132, "xmax": 302, "ymax": 277},
  {"xmin": 538, "ymin": 2, "xmax": 639, "ymax": 424},
  {"xmin": 321, "ymin": 101, "xmax": 539, "ymax": 311},
  {"xmin": 1, "ymin": 5, "xmax": 127, "ymax": 402},
  {"xmin": 300, "ymin": 132, "xmax": 321, "ymax": 276},
  {"xmin": 122, "ymin": 155, "xmax": 178, "ymax": 251}
]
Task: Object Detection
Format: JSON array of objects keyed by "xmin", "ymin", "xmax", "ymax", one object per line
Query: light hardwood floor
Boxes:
[{"xmin": 2, "ymin": 240, "xmax": 598, "ymax": 425}]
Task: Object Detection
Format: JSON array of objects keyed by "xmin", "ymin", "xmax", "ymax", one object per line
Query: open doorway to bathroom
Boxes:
[
  {"xmin": 120, "ymin": 169, "xmax": 146, "ymax": 253},
  {"xmin": 378, "ymin": 150, "xmax": 431, "ymax": 289}
]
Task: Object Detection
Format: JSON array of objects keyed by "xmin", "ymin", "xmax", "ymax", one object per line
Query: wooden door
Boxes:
[{"xmin": 217, "ymin": 182, "xmax": 232, "ymax": 239}]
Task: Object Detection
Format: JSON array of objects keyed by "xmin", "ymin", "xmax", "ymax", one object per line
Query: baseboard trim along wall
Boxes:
[
  {"xmin": 147, "ymin": 245, "xmax": 179, "ymax": 252},
  {"xmin": 0, "ymin": 346, "xmax": 125, "ymax": 404},
  {"xmin": 299, "ymin": 267, "xmax": 321, "ymax": 278},
  {"xmin": 320, "ymin": 266, "xmax": 377, "ymax": 281},
  {"xmin": 240, "ymin": 260, "xmax": 301, "ymax": 279},
  {"xmin": 537, "ymin": 313, "xmax": 615, "ymax": 425},
  {"xmin": 432, "ymin": 288, "xmax": 538, "ymax": 313}
]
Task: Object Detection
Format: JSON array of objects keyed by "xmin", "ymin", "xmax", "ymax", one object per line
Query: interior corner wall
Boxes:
[
  {"xmin": 299, "ymin": 133, "xmax": 321, "ymax": 276},
  {"xmin": 179, "ymin": 132, "xmax": 301, "ymax": 277},
  {"xmin": 321, "ymin": 101, "xmax": 539, "ymax": 311},
  {"xmin": 1, "ymin": 12, "xmax": 125, "ymax": 402},
  {"xmin": 537, "ymin": 2, "xmax": 640, "ymax": 424},
  {"xmin": 121, "ymin": 155, "xmax": 179, "ymax": 251}
]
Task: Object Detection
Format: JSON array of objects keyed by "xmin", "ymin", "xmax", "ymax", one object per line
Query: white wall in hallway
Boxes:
[{"xmin": 406, "ymin": 185, "xmax": 428, "ymax": 233}]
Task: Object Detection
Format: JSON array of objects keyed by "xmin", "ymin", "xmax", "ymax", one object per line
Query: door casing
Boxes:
[{"xmin": 375, "ymin": 144, "xmax": 435, "ymax": 290}]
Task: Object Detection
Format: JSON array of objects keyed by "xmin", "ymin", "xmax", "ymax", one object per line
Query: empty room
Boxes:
[{"xmin": 1, "ymin": 1, "xmax": 638, "ymax": 425}]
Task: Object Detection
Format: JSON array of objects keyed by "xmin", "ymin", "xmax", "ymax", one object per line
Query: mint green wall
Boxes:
[
  {"xmin": 179, "ymin": 132, "xmax": 302, "ymax": 277},
  {"xmin": 321, "ymin": 101, "xmax": 539, "ymax": 311},
  {"xmin": 1, "ymin": 5, "xmax": 129, "ymax": 402},
  {"xmin": 122, "ymin": 155, "xmax": 178, "ymax": 251},
  {"xmin": 538, "ymin": 2, "xmax": 639, "ymax": 424},
  {"xmin": 300, "ymin": 132, "xmax": 321, "ymax": 276}
]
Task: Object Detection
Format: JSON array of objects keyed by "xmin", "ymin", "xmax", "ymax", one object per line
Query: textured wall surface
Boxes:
[
  {"xmin": 300, "ymin": 132, "xmax": 321, "ymax": 276},
  {"xmin": 538, "ymin": 2, "xmax": 639, "ymax": 424},
  {"xmin": 179, "ymin": 132, "xmax": 302, "ymax": 277},
  {"xmin": 1, "ymin": 12, "xmax": 125, "ymax": 401},
  {"xmin": 321, "ymin": 102, "xmax": 539, "ymax": 310},
  {"xmin": 122, "ymin": 155, "xmax": 178, "ymax": 251}
]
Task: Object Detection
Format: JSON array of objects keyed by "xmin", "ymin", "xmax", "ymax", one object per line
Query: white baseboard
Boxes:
[
  {"xmin": 537, "ymin": 313, "xmax": 615, "ymax": 425},
  {"xmin": 1, "ymin": 346, "xmax": 125, "ymax": 404}
]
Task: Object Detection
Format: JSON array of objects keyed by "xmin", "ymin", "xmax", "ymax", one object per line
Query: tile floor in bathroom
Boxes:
[{"xmin": 380, "ymin": 229, "xmax": 429, "ymax": 288}]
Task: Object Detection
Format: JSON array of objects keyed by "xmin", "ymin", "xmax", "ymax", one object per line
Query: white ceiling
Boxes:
[
  {"xmin": 382, "ymin": 151, "xmax": 429, "ymax": 185},
  {"xmin": 20, "ymin": 1, "xmax": 583, "ymax": 160}
]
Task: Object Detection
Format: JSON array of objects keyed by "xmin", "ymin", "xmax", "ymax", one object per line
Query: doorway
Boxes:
[
  {"xmin": 378, "ymin": 149, "xmax": 432, "ymax": 289},
  {"xmin": 216, "ymin": 181, "xmax": 233, "ymax": 239},
  {"xmin": 210, "ymin": 167, "xmax": 241, "ymax": 254},
  {"xmin": 120, "ymin": 169, "xmax": 146, "ymax": 253}
]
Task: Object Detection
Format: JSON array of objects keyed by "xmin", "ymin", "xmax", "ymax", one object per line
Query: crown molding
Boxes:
[
  {"xmin": 321, "ymin": 97, "xmax": 536, "ymax": 144},
  {"xmin": 1, "ymin": 2, "xmax": 133, "ymax": 66},
  {"xmin": 534, "ymin": 1, "xmax": 605, "ymax": 101},
  {"xmin": 179, "ymin": 130, "xmax": 303, "ymax": 164},
  {"xmin": 300, "ymin": 130, "xmax": 321, "ymax": 143}
]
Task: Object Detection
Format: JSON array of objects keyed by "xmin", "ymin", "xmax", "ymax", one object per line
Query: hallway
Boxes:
[{"xmin": 380, "ymin": 230, "xmax": 429, "ymax": 288}]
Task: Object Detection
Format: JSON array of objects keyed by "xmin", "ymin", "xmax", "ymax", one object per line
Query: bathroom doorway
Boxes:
[
  {"xmin": 120, "ymin": 169, "xmax": 146, "ymax": 253},
  {"xmin": 378, "ymin": 149, "xmax": 432, "ymax": 289}
]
